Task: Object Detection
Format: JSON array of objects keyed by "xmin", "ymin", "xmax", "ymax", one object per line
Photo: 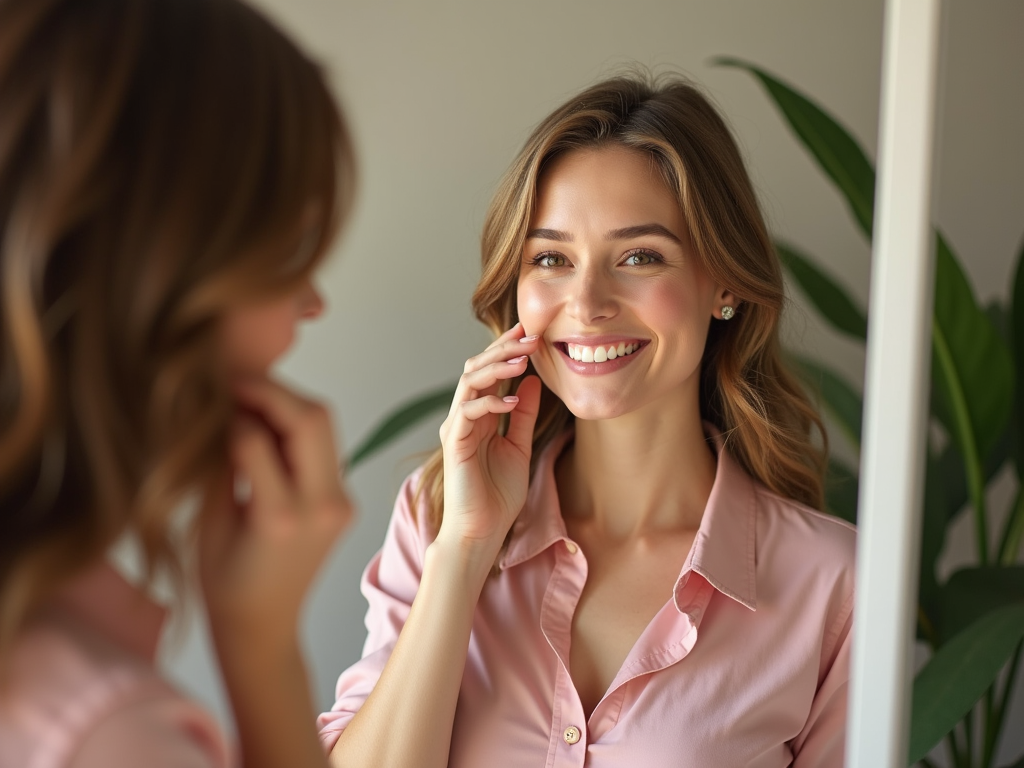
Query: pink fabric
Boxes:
[
  {"xmin": 0, "ymin": 563, "xmax": 233, "ymax": 768},
  {"xmin": 318, "ymin": 430, "xmax": 856, "ymax": 767}
]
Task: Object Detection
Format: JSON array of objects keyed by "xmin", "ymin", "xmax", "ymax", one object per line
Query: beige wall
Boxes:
[{"xmin": 158, "ymin": 1, "xmax": 1024, "ymax": 762}]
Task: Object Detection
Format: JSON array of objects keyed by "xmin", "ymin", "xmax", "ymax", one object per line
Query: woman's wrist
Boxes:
[{"xmin": 425, "ymin": 533, "xmax": 500, "ymax": 596}]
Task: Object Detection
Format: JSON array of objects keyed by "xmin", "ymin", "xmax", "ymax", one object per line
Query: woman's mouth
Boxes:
[{"xmin": 552, "ymin": 339, "xmax": 648, "ymax": 374}]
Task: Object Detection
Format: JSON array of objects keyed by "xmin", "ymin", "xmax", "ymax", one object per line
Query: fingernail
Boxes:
[
  {"xmin": 520, "ymin": 334, "xmax": 539, "ymax": 343},
  {"xmin": 508, "ymin": 355, "xmax": 528, "ymax": 364},
  {"xmin": 503, "ymin": 396, "xmax": 519, "ymax": 403}
]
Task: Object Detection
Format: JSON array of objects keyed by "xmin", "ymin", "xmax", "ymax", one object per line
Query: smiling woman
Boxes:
[{"xmin": 319, "ymin": 74, "xmax": 856, "ymax": 768}]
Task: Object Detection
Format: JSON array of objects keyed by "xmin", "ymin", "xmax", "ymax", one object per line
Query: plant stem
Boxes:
[
  {"xmin": 982, "ymin": 688, "xmax": 996, "ymax": 768},
  {"xmin": 947, "ymin": 725, "xmax": 965, "ymax": 768},
  {"xmin": 932, "ymin": 320, "xmax": 990, "ymax": 564},
  {"xmin": 998, "ymin": 487, "xmax": 1024, "ymax": 564},
  {"xmin": 987, "ymin": 642, "xmax": 1023, "ymax": 768},
  {"xmin": 964, "ymin": 709, "xmax": 976, "ymax": 767}
]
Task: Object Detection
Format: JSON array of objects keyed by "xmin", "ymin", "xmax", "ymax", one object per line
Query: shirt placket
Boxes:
[{"xmin": 539, "ymin": 539, "xmax": 589, "ymax": 768}]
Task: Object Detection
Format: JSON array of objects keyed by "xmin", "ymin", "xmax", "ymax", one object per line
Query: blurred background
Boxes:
[{"xmin": 156, "ymin": 0, "xmax": 1024, "ymax": 761}]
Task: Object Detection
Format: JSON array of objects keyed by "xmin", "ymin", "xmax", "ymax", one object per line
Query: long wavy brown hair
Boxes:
[
  {"xmin": 418, "ymin": 73, "xmax": 826, "ymax": 532},
  {"xmin": 0, "ymin": 0, "xmax": 355, "ymax": 655}
]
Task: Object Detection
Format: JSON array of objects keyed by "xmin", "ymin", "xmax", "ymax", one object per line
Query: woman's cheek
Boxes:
[{"xmin": 516, "ymin": 279, "xmax": 559, "ymax": 336}]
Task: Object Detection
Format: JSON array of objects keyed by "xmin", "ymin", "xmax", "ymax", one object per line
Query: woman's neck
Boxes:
[{"xmin": 556, "ymin": 394, "xmax": 716, "ymax": 540}]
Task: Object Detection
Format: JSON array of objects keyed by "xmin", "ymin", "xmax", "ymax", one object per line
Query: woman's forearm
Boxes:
[
  {"xmin": 214, "ymin": 637, "xmax": 328, "ymax": 768},
  {"xmin": 329, "ymin": 537, "xmax": 494, "ymax": 768}
]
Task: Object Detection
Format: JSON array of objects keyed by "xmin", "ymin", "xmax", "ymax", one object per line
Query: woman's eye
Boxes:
[
  {"xmin": 624, "ymin": 250, "xmax": 659, "ymax": 266},
  {"xmin": 533, "ymin": 253, "xmax": 566, "ymax": 268}
]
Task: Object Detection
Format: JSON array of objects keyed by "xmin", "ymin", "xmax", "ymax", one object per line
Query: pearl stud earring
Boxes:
[{"xmin": 721, "ymin": 305, "xmax": 735, "ymax": 321}]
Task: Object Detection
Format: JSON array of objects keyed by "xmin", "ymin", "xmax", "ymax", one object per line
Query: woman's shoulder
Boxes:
[
  {"xmin": 751, "ymin": 484, "xmax": 857, "ymax": 589},
  {"xmin": 0, "ymin": 595, "xmax": 230, "ymax": 768}
]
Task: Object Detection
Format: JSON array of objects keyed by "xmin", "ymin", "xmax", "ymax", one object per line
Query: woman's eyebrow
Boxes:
[
  {"xmin": 524, "ymin": 223, "xmax": 683, "ymax": 244},
  {"xmin": 606, "ymin": 223, "xmax": 682, "ymax": 244},
  {"xmin": 525, "ymin": 228, "xmax": 572, "ymax": 242}
]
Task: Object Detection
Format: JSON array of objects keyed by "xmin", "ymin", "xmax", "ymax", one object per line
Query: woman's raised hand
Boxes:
[
  {"xmin": 436, "ymin": 322, "xmax": 542, "ymax": 558},
  {"xmin": 199, "ymin": 377, "xmax": 353, "ymax": 651}
]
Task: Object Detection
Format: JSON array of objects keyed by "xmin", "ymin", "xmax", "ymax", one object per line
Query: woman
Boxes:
[
  {"xmin": 320, "ymin": 75, "xmax": 855, "ymax": 767},
  {"xmin": 0, "ymin": 0, "xmax": 355, "ymax": 766}
]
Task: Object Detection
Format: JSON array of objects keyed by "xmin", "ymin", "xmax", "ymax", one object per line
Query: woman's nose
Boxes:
[
  {"xmin": 298, "ymin": 280, "xmax": 325, "ymax": 320},
  {"xmin": 566, "ymin": 267, "xmax": 617, "ymax": 324}
]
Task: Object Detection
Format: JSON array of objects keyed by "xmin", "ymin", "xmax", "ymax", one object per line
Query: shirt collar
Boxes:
[
  {"xmin": 500, "ymin": 424, "xmax": 758, "ymax": 612},
  {"xmin": 53, "ymin": 560, "xmax": 167, "ymax": 662}
]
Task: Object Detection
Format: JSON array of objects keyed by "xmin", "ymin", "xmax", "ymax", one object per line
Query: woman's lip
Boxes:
[{"xmin": 554, "ymin": 335, "xmax": 647, "ymax": 346}]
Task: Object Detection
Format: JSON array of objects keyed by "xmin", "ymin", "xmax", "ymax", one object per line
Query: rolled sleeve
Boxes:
[
  {"xmin": 316, "ymin": 469, "xmax": 430, "ymax": 752},
  {"xmin": 791, "ymin": 600, "xmax": 854, "ymax": 767}
]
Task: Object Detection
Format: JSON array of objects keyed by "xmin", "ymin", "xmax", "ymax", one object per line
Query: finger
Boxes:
[
  {"xmin": 449, "ymin": 336, "xmax": 540, "ymax": 416},
  {"xmin": 446, "ymin": 394, "xmax": 521, "ymax": 446},
  {"xmin": 505, "ymin": 375, "xmax": 542, "ymax": 455},
  {"xmin": 231, "ymin": 415, "xmax": 292, "ymax": 522},
  {"xmin": 458, "ymin": 356, "xmax": 531, "ymax": 400},
  {"xmin": 232, "ymin": 378, "xmax": 341, "ymax": 495},
  {"xmin": 461, "ymin": 334, "xmax": 541, "ymax": 378},
  {"xmin": 197, "ymin": 470, "xmax": 236, "ymax": 563}
]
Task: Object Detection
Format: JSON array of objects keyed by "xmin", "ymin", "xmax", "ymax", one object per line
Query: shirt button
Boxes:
[
  {"xmin": 563, "ymin": 725, "xmax": 582, "ymax": 745},
  {"xmin": 565, "ymin": 541, "xmax": 578, "ymax": 555}
]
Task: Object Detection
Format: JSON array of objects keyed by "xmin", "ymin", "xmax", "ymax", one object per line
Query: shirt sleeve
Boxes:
[
  {"xmin": 69, "ymin": 690, "xmax": 233, "ymax": 768},
  {"xmin": 316, "ymin": 469, "xmax": 430, "ymax": 753},
  {"xmin": 790, "ymin": 598, "xmax": 854, "ymax": 767}
]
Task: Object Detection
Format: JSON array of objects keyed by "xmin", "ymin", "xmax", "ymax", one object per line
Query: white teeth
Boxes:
[{"xmin": 566, "ymin": 342, "xmax": 641, "ymax": 364}]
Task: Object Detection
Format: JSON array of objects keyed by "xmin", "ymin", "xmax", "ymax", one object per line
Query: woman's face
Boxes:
[
  {"xmin": 220, "ymin": 277, "xmax": 324, "ymax": 376},
  {"xmin": 516, "ymin": 145, "xmax": 733, "ymax": 422}
]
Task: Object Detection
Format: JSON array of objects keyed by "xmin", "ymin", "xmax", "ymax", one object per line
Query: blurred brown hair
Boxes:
[
  {"xmin": 0, "ymin": 0, "xmax": 355, "ymax": 654},
  {"xmin": 418, "ymin": 73, "xmax": 825, "ymax": 531}
]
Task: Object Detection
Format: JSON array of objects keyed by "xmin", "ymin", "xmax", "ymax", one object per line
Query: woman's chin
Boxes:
[{"xmin": 560, "ymin": 396, "xmax": 636, "ymax": 423}]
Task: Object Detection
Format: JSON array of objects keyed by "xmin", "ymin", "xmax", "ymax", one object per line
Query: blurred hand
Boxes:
[
  {"xmin": 199, "ymin": 377, "xmax": 353, "ymax": 651},
  {"xmin": 436, "ymin": 322, "xmax": 542, "ymax": 559}
]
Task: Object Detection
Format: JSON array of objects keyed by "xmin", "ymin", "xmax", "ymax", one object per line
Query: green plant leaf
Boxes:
[
  {"xmin": 931, "ymin": 232, "xmax": 1015, "ymax": 471},
  {"xmin": 715, "ymin": 57, "xmax": 876, "ymax": 238},
  {"xmin": 347, "ymin": 383, "xmax": 457, "ymax": 469},
  {"xmin": 937, "ymin": 566, "xmax": 1024, "ymax": 643},
  {"xmin": 824, "ymin": 458, "xmax": 857, "ymax": 524},
  {"xmin": 792, "ymin": 355, "xmax": 863, "ymax": 449},
  {"xmin": 777, "ymin": 241, "xmax": 868, "ymax": 340},
  {"xmin": 908, "ymin": 602, "xmax": 1024, "ymax": 765}
]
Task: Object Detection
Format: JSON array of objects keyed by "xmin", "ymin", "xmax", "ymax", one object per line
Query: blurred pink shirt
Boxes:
[
  {"xmin": 0, "ymin": 563, "xmax": 233, "ymax": 768},
  {"xmin": 319, "ymin": 429, "xmax": 856, "ymax": 767}
]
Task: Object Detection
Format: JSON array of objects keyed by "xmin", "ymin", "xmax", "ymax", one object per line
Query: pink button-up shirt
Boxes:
[
  {"xmin": 318, "ymin": 430, "xmax": 856, "ymax": 767},
  {"xmin": 0, "ymin": 563, "xmax": 233, "ymax": 768}
]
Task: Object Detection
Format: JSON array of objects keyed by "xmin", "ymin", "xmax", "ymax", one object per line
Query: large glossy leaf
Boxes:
[
  {"xmin": 937, "ymin": 566, "xmax": 1024, "ymax": 643},
  {"xmin": 931, "ymin": 232, "xmax": 1015, "ymax": 469},
  {"xmin": 725, "ymin": 58, "xmax": 1015, "ymax": 468},
  {"xmin": 347, "ymin": 383, "xmax": 457, "ymax": 469},
  {"xmin": 715, "ymin": 57, "xmax": 876, "ymax": 238},
  {"xmin": 777, "ymin": 241, "xmax": 868, "ymax": 340},
  {"xmin": 908, "ymin": 602, "xmax": 1024, "ymax": 765},
  {"xmin": 824, "ymin": 458, "xmax": 857, "ymax": 524},
  {"xmin": 792, "ymin": 355, "xmax": 862, "ymax": 449}
]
